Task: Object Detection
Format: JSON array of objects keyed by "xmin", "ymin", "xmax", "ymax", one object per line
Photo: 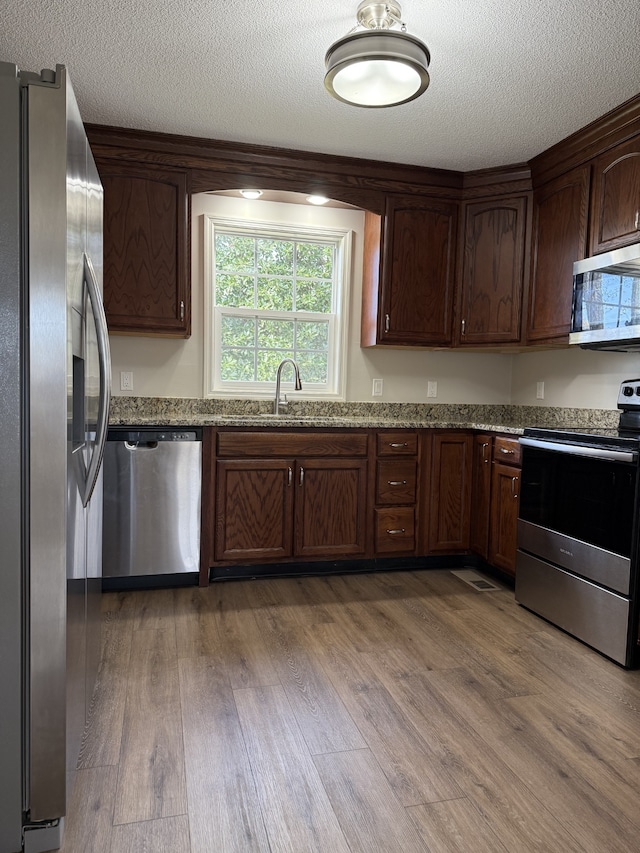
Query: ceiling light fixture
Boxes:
[
  {"xmin": 306, "ymin": 195, "xmax": 330, "ymax": 205},
  {"xmin": 325, "ymin": 1, "xmax": 430, "ymax": 108},
  {"xmin": 239, "ymin": 189, "xmax": 263, "ymax": 199}
]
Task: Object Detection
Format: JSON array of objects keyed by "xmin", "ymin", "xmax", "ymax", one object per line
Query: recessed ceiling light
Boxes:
[
  {"xmin": 307, "ymin": 195, "xmax": 329, "ymax": 205},
  {"xmin": 240, "ymin": 189, "xmax": 263, "ymax": 199}
]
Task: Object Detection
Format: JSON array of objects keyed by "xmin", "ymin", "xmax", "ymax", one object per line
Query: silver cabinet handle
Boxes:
[
  {"xmin": 180, "ymin": 300, "xmax": 185, "ymax": 321},
  {"xmin": 390, "ymin": 442, "xmax": 408, "ymax": 448},
  {"xmin": 387, "ymin": 528, "xmax": 406, "ymax": 535},
  {"xmin": 499, "ymin": 447, "xmax": 515, "ymax": 454},
  {"xmin": 461, "ymin": 318, "xmax": 466, "ymax": 335},
  {"xmin": 635, "ymin": 210, "xmax": 639, "ymax": 231},
  {"xmin": 511, "ymin": 476, "xmax": 519, "ymax": 499},
  {"xmin": 299, "ymin": 466, "xmax": 305, "ymax": 486},
  {"xmin": 388, "ymin": 480, "xmax": 407, "ymax": 486},
  {"xmin": 385, "ymin": 313, "xmax": 390, "ymax": 333},
  {"xmin": 288, "ymin": 467, "xmax": 292, "ymax": 486}
]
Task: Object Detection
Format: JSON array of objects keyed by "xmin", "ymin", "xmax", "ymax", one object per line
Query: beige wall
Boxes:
[{"xmin": 108, "ymin": 193, "xmax": 638, "ymax": 409}]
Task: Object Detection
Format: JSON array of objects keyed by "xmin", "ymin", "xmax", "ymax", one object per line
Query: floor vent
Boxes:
[{"xmin": 450, "ymin": 569, "xmax": 502, "ymax": 592}]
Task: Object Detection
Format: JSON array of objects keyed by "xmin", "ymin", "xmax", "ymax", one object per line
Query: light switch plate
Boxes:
[
  {"xmin": 427, "ymin": 380, "xmax": 438, "ymax": 398},
  {"xmin": 372, "ymin": 378, "xmax": 383, "ymax": 397},
  {"xmin": 536, "ymin": 381, "xmax": 544, "ymax": 399}
]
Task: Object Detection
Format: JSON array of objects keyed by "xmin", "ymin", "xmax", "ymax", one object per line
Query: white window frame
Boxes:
[{"xmin": 203, "ymin": 215, "xmax": 352, "ymax": 400}]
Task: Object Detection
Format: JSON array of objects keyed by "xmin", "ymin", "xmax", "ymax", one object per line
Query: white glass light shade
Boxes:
[
  {"xmin": 325, "ymin": 31, "xmax": 430, "ymax": 107},
  {"xmin": 307, "ymin": 195, "xmax": 330, "ymax": 205},
  {"xmin": 240, "ymin": 189, "xmax": 263, "ymax": 199}
]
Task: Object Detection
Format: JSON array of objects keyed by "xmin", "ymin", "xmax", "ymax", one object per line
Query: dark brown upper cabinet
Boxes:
[
  {"xmin": 589, "ymin": 137, "xmax": 640, "ymax": 255},
  {"xmin": 456, "ymin": 196, "xmax": 529, "ymax": 346},
  {"xmin": 526, "ymin": 165, "xmax": 590, "ymax": 345},
  {"xmin": 361, "ymin": 195, "xmax": 458, "ymax": 347},
  {"xmin": 98, "ymin": 160, "xmax": 191, "ymax": 337}
]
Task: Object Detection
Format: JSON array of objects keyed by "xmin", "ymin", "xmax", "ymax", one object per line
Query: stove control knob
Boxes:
[
  {"xmin": 623, "ymin": 386, "xmax": 634, "ymax": 396},
  {"xmin": 635, "ymin": 387, "xmax": 640, "ymax": 395}
]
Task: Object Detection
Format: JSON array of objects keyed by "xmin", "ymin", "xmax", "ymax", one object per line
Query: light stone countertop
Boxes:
[{"xmin": 108, "ymin": 397, "xmax": 620, "ymax": 434}]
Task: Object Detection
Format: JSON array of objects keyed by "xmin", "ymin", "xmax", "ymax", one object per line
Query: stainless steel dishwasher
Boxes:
[{"xmin": 103, "ymin": 427, "xmax": 202, "ymax": 582}]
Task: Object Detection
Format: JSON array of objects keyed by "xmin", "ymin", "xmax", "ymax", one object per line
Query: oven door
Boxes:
[
  {"xmin": 518, "ymin": 439, "xmax": 636, "ymax": 593},
  {"xmin": 516, "ymin": 438, "xmax": 638, "ymax": 666}
]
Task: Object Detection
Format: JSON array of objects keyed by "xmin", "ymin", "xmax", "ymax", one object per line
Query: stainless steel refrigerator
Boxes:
[{"xmin": 0, "ymin": 62, "xmax": 111, "ymax": 853}]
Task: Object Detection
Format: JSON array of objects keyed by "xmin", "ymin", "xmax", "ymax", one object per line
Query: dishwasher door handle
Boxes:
[{"xmin": 124, "ymin": 440, "xmax": 159, "ymax": 450}]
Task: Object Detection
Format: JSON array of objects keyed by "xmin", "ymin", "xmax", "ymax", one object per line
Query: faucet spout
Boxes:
[{"xmin": 274, "ymin": 358, "xmax": 302, "ymax": 415}]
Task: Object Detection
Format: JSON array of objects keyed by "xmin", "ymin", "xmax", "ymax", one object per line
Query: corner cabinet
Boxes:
[
  {"xmin": 589, "ymin": 137, "xmax": 640, "ymax": 254},
  {"xmin": 456, "ymin": 196, "xmax": 530, "ymax": 345},
  {"xmin": 361, "ymin": 196, "xmax": 458, "ymax": 347},
  {"xmin": 426, "ymin": 431, "xmax": 473, "ymax": 553},
  {"xmin": 526, "ymin": 166, "xmax": 590, "ymax": 345},
  {"xmin": 97, "ymin": 160, "xmax": 191, "ymax": 337}
]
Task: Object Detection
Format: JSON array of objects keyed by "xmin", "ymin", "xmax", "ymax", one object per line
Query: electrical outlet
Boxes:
[
  {"xmin": 120, "ymin": 371, "xmax": 134, "ymax": 391},
  {"xmin": 427, "ymin": 380, "xmax": 438, "ymax": 398},
  {"xmin": 372, "ymin": 378, "xmax": 383, "ymax": 397},
  {"xmin": 536, "ymin": 381, "xmax": 545, "ymax": 400}
]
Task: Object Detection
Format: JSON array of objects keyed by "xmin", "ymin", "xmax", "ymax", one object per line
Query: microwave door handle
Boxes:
[
  {"xmin": 80, "ymin": 252, "xmax": 112, "ymax": 507},
  {"xmin": 519, "ymin": 437, "xmax": 638, "ymax": 464}
]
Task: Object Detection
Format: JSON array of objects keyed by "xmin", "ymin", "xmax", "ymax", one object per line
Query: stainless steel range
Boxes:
[{"xmin": 516, "ymin": 379, "xmax": 640, "ymax": 667}]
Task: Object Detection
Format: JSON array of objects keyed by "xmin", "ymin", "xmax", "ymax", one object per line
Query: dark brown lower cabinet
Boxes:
[
  {"xmin": 469, "ymin": 433, "xmax": 493, "ymax": 557},
  {"xmin": 214, "ymin": 460, "xmax": 293, "ymax": 562},
  {"xmin": 294, "ymin": 459, "xmax": 367, "ymax": 558},
  {"xmin": 212, "ymin": 432, "xmax": 369, "ymax": 565},
  {"xmin": 488, "ymin": 461, "xmax": 520, "ymax": 575},
  {"xmin": 427, "ymin": 432, "xmax": 473, "ymax": 552}
]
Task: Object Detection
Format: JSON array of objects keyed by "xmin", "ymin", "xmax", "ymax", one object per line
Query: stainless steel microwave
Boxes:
[{"xmin": 570, "ymin": 242, "xmax": 640, "ymax": 350}]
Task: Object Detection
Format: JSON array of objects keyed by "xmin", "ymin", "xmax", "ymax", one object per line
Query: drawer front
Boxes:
[
  {"xmin": 493, "ymin": 435, "xmax": 521, "ymax": 466},
  {"xmin": 375, "ymin": 507, "xmax": 415, "ymax": 553},
  {"xmin": 376, "ymin": 460, "xmax": 417, "ymax": 504},
  {"xmin": 376, "ymin": 431, "xmax": 418, "ymax": 456},
  {"xmin": 217, "ymin": 431, "xmax": 368, "ymax": 458}
]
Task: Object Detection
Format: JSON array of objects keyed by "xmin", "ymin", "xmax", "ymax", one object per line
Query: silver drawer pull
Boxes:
[
  {"xmin": 499, "ymin": 447, "xmax": 515, "ymax": 454},
  {"xmin": 388, "ymin": 480, "xmax": 407, "ymax": 486},
  {"xmin": 390, "ymin": 442, "xmax": 408, "ymax": 448},
  {"xmin": 387, "ymin": 528, "xmax": 406, "ymax": 535}
]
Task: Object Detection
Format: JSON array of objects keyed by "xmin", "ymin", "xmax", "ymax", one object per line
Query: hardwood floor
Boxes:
[{"xmin": 66, "ymin": 569, "xmax": 640, "ymax": 852}]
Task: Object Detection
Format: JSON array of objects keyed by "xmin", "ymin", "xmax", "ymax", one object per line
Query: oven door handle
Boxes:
[{"xmin": 519, "ymin": 437, "xmax": 638, "ymax": 464}]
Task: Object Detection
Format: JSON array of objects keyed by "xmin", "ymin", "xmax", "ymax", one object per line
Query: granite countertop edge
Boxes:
[
  {"xmin": 108, "ymin": 398, "xmax": 620, "ymax": 434},
  {"xmin": 107, "ymin": 414, "xmax": 524, "ymax": 434}
]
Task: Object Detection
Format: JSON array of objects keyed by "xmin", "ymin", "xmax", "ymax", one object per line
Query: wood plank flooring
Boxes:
[{"xmin": 67, "ymin": 569, "xmax": 640, "ymax": 852}]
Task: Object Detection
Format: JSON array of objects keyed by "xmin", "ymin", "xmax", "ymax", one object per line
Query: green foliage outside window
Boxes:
[{"xmin": 214, "ymin": 231, "xmax": 335, "ymax": 384}]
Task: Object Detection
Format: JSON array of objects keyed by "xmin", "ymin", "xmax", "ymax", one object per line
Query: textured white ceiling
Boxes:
[{"xmin": 1, "ymin": 0, "xmax": 639, "ymax": 171}]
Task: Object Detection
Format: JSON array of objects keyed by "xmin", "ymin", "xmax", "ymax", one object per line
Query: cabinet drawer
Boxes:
[
  {"xmin": 374, "ymin": 508, "xmax": 415, "ymax": 553},
  {"xmin": 376, "ymin": 460, "xmax": 417, "ymax": 504},
  {"xmin": 217, "ymin": 431, "xmax": 368, "ymax": 458},
  {"xmin": 493, "ymin": 435, "xmax": 521, "ymax": 466},
  {"xmin": 376, "ymin": 432, "xmax": 418, "ymax": 456}
]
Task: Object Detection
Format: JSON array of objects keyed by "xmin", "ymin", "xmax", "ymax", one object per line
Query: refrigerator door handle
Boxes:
[{"xmin": 80, "ymin": 251, "xmax": 111, "ymax": 507}]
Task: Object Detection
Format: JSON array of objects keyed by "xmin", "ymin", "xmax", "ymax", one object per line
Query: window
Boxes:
[{"xmin": 204, "ymin": 216, "xmax": 352, "ymax": 398}]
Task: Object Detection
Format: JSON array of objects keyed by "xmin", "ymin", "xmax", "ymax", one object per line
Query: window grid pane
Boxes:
[{"xmin": 215, "ymin": 230, "xmax": 335, "ymax": 385}]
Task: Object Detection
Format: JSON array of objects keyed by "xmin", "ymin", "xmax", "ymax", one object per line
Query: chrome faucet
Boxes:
[{"xmin": 274, "ymin": 358, "xmax": 302, "ymax": 415}]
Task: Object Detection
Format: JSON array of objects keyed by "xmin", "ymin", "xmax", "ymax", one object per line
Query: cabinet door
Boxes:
[
  {"xmin": 98, "ymin": 160, "xmax": 190, "ymax": 336},
  {"xmin": 427, "ymin": 433, "xmax": 472, "ymax": 553},
  {"xmin": 470, "ymin": 434, "xmax": 493, "ymax": 558},
  {"xmin": 295, "ymin": 459, "xmax": 367, "ymax": 558},
  {"xmin": 527, "ymin": 166, "xmax": 590, "ymax": 344},
  {"xmin": 590, "ymin": 137, "xmax": 640, "ymax": 254},
  {"xmin": 488, "ymin": 462, "xmax": 520, "ymax": 575},
  {"xmin": 215, "ymin": 460, "xmax": 293, "ymax": 562},
  {"xmin": 458, "ymin": 197, "xmax": 528, "ymax": 344},
  {"xmin": 379, "ymin": 196, "xmax": 458, "ymax": 345}
]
